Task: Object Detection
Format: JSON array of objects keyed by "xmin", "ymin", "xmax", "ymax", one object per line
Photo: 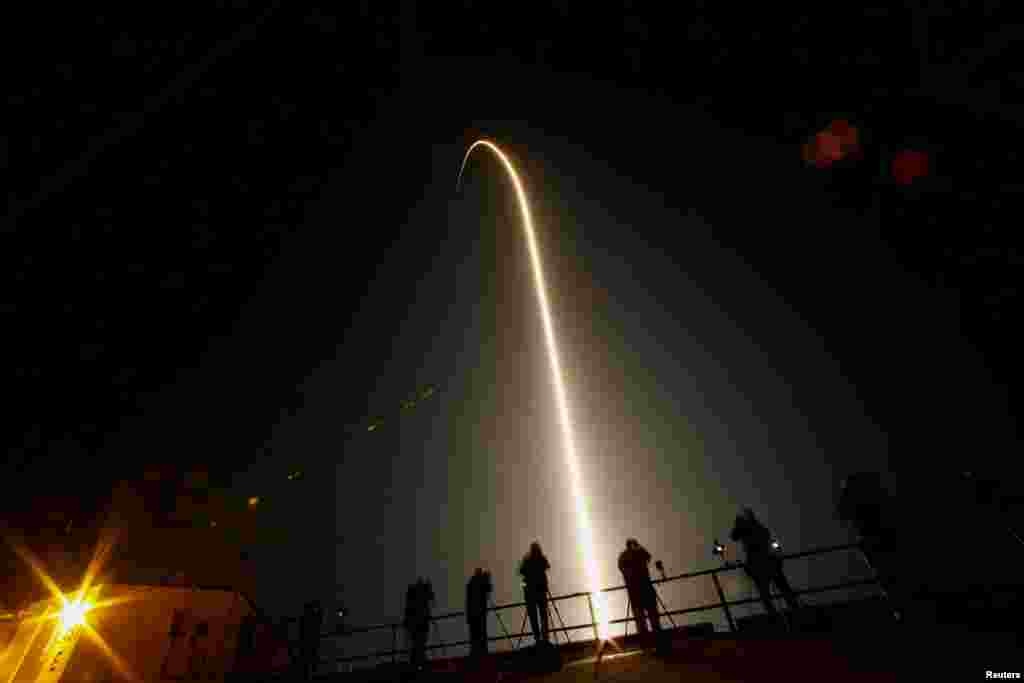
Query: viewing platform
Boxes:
[
  {"xmin": 315, "ymin": 613, "xmax": 1019, "ymax": 682},
  {"xmin": 296, "ymin": 541, "xmax": 1022, "ymax": 682}
]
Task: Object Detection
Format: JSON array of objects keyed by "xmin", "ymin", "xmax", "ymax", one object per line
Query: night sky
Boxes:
[{"xmin": 3, "ymin": 3, "xmax": 1021, "ymax": 634}]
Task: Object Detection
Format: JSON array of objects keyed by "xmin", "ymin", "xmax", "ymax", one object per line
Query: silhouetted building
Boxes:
[
  {"xmin": 0, "ymin": 492, "xmax": 108, "ymax": 608},
  {"xmin": 97, "ymin": 466, "xmax": 258, "ymax": 596}
]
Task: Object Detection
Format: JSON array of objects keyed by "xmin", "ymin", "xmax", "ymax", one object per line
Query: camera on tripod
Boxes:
[{"xmin": 334, "ymin": 605, "xmax": 348, "ymax": 634}]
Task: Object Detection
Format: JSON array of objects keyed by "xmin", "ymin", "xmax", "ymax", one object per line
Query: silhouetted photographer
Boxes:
[
  {"xmin": 618, "ymin": 538, "xmax": 668, "ymax": 654},
  {"xmin": 730, "ymin": 508, "xmax": 801, "ymax": 628},
  {"xmin": 466, "ymin": 568, "xmax": 493, "ymax": 662},
  {"xmin": 298, "ymin": 600, "xmax": 323, "ymax": 681},
  {"xmin": 617, "ymin": 540, "xmax": 662, "ymax": 633},
  {"xmin": 519, "ymin": 542, "xmax": 551, "ymax": 646},
  {"xmin": 838, "ymin": 472, "xmax": 904, "ymax": 621},
  {"xmin": 404, "ymin": 578, "xmax": 434, "ymax": 670}
]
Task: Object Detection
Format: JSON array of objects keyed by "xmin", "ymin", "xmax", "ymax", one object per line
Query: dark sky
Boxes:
[{"xmin": 3, "ymin": 3, "xmax": 1021, "ymax": 625}]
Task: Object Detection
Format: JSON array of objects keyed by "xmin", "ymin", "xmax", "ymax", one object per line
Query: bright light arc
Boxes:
[{"xmin": 458, "ymin": 140, "xmax": 611, "ymax": 641}]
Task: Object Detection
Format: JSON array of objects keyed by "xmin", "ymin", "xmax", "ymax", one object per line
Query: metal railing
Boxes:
[{"xmin": 321, "ymin": 542, "xmax": 878, "ymax": 669}]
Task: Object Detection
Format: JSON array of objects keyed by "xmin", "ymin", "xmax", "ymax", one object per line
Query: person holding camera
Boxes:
[{"xmin": 730, "ymin": 508, "xmax": 801, "ymax": 626}]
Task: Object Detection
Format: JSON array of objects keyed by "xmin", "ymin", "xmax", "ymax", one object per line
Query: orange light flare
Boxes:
[
  {"xmin": 5, "ymin": 540, "xmax": 68, "ymax": 607},
  {"xmin": 457, "ymin": 139, "xmax": 612, "ymax": 641},
  {"xmin": 5, "ymin": 525, "xmax": 136, "ymax": 679},
  {"xmin": 80, "ymin": 620, "xmax": 140, "ymax": 682}
]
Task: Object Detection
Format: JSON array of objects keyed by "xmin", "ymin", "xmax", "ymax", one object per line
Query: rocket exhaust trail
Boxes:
[{"xmin": 456, "ymin": 140, "xmax": 610, "ymax": 641}]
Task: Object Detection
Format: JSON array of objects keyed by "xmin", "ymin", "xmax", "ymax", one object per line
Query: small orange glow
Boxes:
[{"xmin": 248, "ymin": 496, "xmax": 260, "ymax": 507}]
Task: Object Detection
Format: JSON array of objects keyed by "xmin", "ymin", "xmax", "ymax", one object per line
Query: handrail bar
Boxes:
[
  {"xmin": 323, "ymin": 541, "xmax": 863, "ymax": 638},
  {"xmin": 328, "ymin": 574, "xmax": 881, "ymax": 665}
]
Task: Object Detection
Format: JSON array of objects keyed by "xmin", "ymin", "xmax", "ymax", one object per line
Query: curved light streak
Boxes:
[{"xmin": 457, "ymin": 140, "xmax": 610, "ymax": 641}]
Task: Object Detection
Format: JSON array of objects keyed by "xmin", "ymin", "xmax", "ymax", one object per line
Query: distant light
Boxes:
[
  {"xmin": 892, "ymin": 149, "xmax": 929, "ymax": 185},
  {"xmin": 210, "ymin": 520, "xmax": 218, "ymax": 528},
  {"xmin": 367, "ymin": 423, "xmax": 377, "ymax": 432},
  {"xmin": 287, "ymin": 470, "xmax": 303, "ymax": 481},
  {"xmin": 771, "ymin": 540, "xmax": 781, "ymax": 550},
  {"xmin": 248, "ymin": 496, "xmax": 260, "ymax": 508},
  {"xmin": 803, "ymin": 119, "xmax": 861, "ymax": 168}
]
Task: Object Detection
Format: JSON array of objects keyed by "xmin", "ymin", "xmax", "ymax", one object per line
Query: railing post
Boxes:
[
  {"xmin": 431, "ymin": 618, "xmax": 447, "ymax": 658},
  {"xmin": 711, "ymin": 570, "xmax": 737, "ymax": 633},
  {"xmin": 586, "ymin": 593, "xmax": 599, "ymax": 642},
  {"xmin": 624, "ymin": 594, "xmax": 631, "ymax": 637},
  {"xmin": 329, "ymin": 543, "xmax": 870, "ymax": 665},
  {"xmin": 491, "ymin": 597, "xmax": 512, "ymax": 651}
]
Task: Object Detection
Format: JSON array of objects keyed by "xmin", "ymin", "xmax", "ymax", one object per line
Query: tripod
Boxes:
[
  {"xmin": 622, "ymin": 582, "xmax": 676, "ymax": 637},
  {"xmin": 431, "ymin": 618, "xmax": 447, "ymax": 658},
  {"xmin": 489, "ymin": 596, "xmax": 511, "ymax": 649},
  {"xmin": 403, "ymin": 617, "xmax": 446, "ymax": 668},
  {"xmin": 515, "ymin": 588, "xmax": 571, "ymax": 648}
]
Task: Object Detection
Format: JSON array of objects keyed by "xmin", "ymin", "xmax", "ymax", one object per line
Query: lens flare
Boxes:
[
  {"xmin": 458, "ymin": 140, "xmax": 610, "ymax": 641},
  {"xmin": 5, "ymin": 527, "xmax": 136, "ymax": 680}
]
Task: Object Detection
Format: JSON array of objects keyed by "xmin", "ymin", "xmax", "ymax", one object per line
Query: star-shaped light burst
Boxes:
[{"xmin": 6, "ymin": 528, "xmax": 140, "ymax": 680}]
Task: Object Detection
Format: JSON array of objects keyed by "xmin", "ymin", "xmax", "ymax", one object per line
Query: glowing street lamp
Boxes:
[{"xmin": 58, "ymin": 597, "xmax": 92, "ymax": 634}]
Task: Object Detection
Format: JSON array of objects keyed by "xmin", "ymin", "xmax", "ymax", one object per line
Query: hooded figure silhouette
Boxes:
[
  {"xmin": 518, "ymin": 542, "xmax": 551, "ymax": 645},
  {"xmin": 730, "ymin": 509, "xmax": 800, "ymax": 626}
]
